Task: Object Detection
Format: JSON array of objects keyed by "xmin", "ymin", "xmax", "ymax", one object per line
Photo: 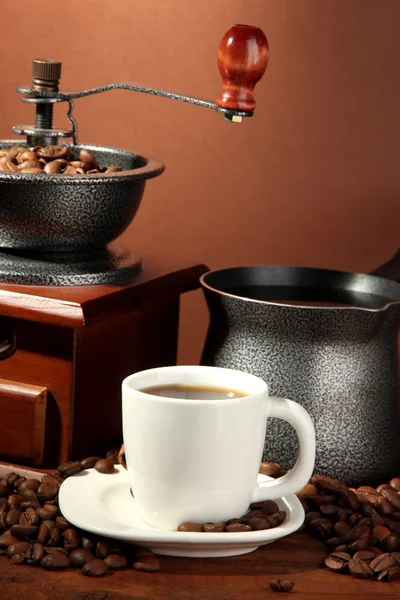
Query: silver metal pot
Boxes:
[{"xmin": 200, "ymin": 252, "xmax": 400, "ymax": 486}]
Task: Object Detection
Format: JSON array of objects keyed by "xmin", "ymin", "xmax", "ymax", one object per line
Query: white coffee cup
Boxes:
[{"xmin": 122, "ymin": 365, "xmax": 315, "ymax": 531}]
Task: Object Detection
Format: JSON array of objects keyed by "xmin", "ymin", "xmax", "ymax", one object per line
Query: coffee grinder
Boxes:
[{"xmin": 0, "ymin": 25, "xmax": 268, "ymax": 469}]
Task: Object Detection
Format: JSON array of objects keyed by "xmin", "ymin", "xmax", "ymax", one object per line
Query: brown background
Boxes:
[{"xmin": 0, "ymin": 0, "xmax": 399, "ymax": 363}]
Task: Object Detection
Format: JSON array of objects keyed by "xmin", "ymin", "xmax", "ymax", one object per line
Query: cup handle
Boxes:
[{"xmin": 251, "ymin": 397, "xmax": 316, "ymax": 503}]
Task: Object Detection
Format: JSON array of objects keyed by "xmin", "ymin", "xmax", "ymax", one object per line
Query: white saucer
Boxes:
[{"xmin": 59, "ymin": 465, "xmax": 304, "ymax": 558}]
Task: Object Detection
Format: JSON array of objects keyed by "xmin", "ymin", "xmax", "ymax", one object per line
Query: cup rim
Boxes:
[{"xmin": 122, "ymin": 365, "xmax": 268, "ymax": 405}]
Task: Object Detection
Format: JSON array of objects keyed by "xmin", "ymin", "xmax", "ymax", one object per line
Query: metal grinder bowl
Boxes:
[{"xmin": 0, "ymin": 141, "xmax": 164, "ymax": 252}]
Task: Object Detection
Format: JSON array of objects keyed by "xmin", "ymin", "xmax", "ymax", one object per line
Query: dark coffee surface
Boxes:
[
  {"xmin": 225, "ymin": 285, "xmax": 390, "ymax": 309},
  {"xmin": 140, "ymin": 384, "xmax": 249, "ymax": 400}
]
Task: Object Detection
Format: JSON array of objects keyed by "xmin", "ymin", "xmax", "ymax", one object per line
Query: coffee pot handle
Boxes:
[{"xmin": 251, "ymin": 397, "xmax": 316, "ymax": 503}]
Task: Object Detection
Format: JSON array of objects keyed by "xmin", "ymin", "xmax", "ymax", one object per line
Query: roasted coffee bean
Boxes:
[
  {"xmin": 105, "ymin": 553, "xmax": 128, "ymax": 569},
  {"xmin": 25, "ymin": 543, "xmax": 45, "ymax": 565},
  {"xmin": 336, "ymin": 509, "xmax": 352, "ymax": 523},
  {"xmin": 80, "ymin": 149, "xmax": 100, "ymax": 171},
  {"xmin": 82, "ymin": 536, "xmax": 94, "ymax": 551},
  {"xmin": 380, "ymin": 489, "xmax": 400, "ymax": 510},
  {"xmin": 94, "ymin": 458, "xmax": 115, "ymax": 474},
  {"xmin": 311, "ymin": 474, "xmax": 347, "ymax": 495},
  {"xmin": 324, "ymin": 536, "xmax": 345, "ymax": 550},
  {"xmin": 8, "ymin": 494, "xmax": 24, "ymax": 508},
  {"xmin": 50, "ymin": 471, "xmax": 65, "ymax": 485},
  {"xmin": 348, "ymin": 558, "xmax": 374, "ymax": 579},
  {"xmin": 226, "ymin": 523, "xmax": 252, "ymax": 532},
  {"xmin": 334, "ymin": 522, "xmax": 352, "ymax": 537},
  {"xmin": 390, "ymin": 478, "xmax": 400, "ymax": 491},
  {"xmin": 20, "ymin": 500, "xmax": 41, "ymax": 510},
  {"xmin": 37, "ymin": 507, "xmax": 56, "ymax": 521},
  {"xmin": 0, "ymin": 484, "xmax": 8, "ymax": 498},
  {"xmin": 44, "ymin": 546, "xmax": 68, "ymax": 555},
  {"xmin": 271, "ymin": 511, "xmax": 287, "ymax": 525},
  {"xmin": 325, "ymin": 551, "xmax": 351, "ymax": 572},
  {"xmin": 370, "ymin": 553, "xmax": 397, "ymax": 573},
  {"xmin": 177, "ymin": 522, "xmax": 203, "ymax": 532},
  {"xmin": 80, "ymin": 456, "xmax": 102, "ymax": 470},
  {"xmin": 204, "ymin": 523, "xmax": 225, "ymax": 532},
  {"xmin": 388, "ymin": 566, "xmax": 400, "ymax": 581},
  {"xmin": 55, "ymin": 516, "xmax": 70, "ymax": 531},
  {"xmin": 10, "ymin": 553, "xmax": 26, "ymax": 564},
  {"xmin": 372, "ymin": 525, "xmax": 391, "ymax": 542},
  {"xmin": 82, "ymin": 558, "xmax": 108, "ymax": 577},
  {"xmin": 133, "ymin": 548, "xmax": 160, "ymax": 572},
  {"xmin": 95, "ymin": 540, "xmax": 110, "ymax": 559},
  {"xmin": 391, "ymin": 551, "xmax": 400, "ymax": 564},
  {"xmin": 63, "ymin": 528, "xmax": 80, "ymax": 552},
  {"xmin": 0, "ymin": 531, "xmax": 19, "ymax": 549},
  {"xmin": 10, "ymin": 524, "xmax": 38, "ymax": 539},
  {"xmin": 376, "ymin": 497, "xmax": 394, "ymax": 517},
  {"xmin": 7, "ymin": 541, "xmax": 30, "ymax": 558},
  {"xmin": 320, "ymin": 504, "xmax": 340, "ymax": 517},
  {"xmin": 18, "ymin": 479, "xmax": 40, "ymax": 493},
  {"xmin": 353, "ymin": 550, "xmax": 375, "ymax": 562},
  {"xmin": 43, "ymin": 500, "xmax": 61, "ymax": 521},
  {"xmin": 259, "ymin": 462, "xmax": 284, "ymax": 478},
  {"xmin": 381, "ymin": 533, "xmax": 399, "ymax": 552},
  {"xmin": 104, "ymin": 166, "xmax": 122, "ymax": 173},
  {"xmin": 47, "ymin": 527, "xmax": 61, "ymax": 547},
  {"xmin": 40, "ymin": 551, "xmax": 71, "ymax": 570},
  {"xmin": 37, "ymin": 524, "xmax": 50, "ymax": 546},
  {"xmin": 296, "ymin": 483, "xmax": 319, "ymax": 500},
  {"xmin": 37, "ymin": 483, "xmax": 58, "ymax": 503},
  {"xmin": 250, "ymin": 500, "xmax": 280, "ymax": 514},
  {"xmin": 19, "ymin": 489, "xmax": 38, "ymax": 501},
  {"xmin": 249, "ymin": 517, "xmax": 271, "ymax": 530},
  {"xmin": 269, "ymin": 579, "xmax": 295, "ymax": 592},
  {"xmin": 37, "ymin": 146, "xmax": 68, "ymax": 160},
  {"xmin": 241, "ymin": 509, "xmax": 264, "ymax": 523},
  {"xmin": 68, "ymin": 548, "xmax": 94, "ymax": 566},
  {"xmin": 5, "ymin": 509, "xmax": 21, "ymax": 528},
  {"xmin": 310, "ymin": 495, "xmax": 338, "ymax": 507},
  {"xmin": 340, "ymin": 489, "xmax": 360, "ymax": 512},
  {"xmin": 57, "ymin": 461, "xmax": 82, "ymax": 477},
  {"xmin": 348, "ymin": 537, "xmax": 374, "ymax": 552}
]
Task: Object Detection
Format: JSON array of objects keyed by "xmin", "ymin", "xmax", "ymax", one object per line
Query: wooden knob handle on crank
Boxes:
[{"xmin": 217, "ymin": 24, "xmax": 269, "ymax": 114}]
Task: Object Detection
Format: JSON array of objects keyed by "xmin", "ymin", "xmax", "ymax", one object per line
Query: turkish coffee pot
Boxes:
[
  {"xmin": 201, "ymin": 250, "xmax": 400, "ymax": 487},
  {"xmin": 0, "ymin": 24, "xmax": 268, "ymax": 286}
]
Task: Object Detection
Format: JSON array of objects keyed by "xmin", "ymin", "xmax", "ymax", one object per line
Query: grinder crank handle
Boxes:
[
  {"xmin": 16, "ymin": 25, "xmax": 269, "ymax": 129},
  {"xmin": 216, "ymin": 24, "xmax": 269, "ymax": 114}
]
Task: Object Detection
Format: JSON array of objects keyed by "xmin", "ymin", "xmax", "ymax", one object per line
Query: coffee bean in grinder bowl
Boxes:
[{"xmin": 0, "ymin": 28, "xmax": 268, "ymax": 285}]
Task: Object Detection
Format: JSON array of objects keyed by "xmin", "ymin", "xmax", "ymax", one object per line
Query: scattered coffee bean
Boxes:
[
  {"xmin": 204, "ymin": 523, "xmax": 225, "ymax": 532},
  {"xmin": 57, "ymin": 461, "xmax": 82, "ymax": 477},
  {"xmin": 80, "ymin": 456, "xmax": 102, "ymax": 470},
  {"xmin": 133, "ymin": 548, "xmax": 160, "ymax": 572},
  {"xmin": 259, "ymin": 462, "xmax": 285, "ymax": 479},
  {"xmin": 40, "ymin": 551, "xmax": 71, "ymax": 570},
  {"xmin": 95, "ymin": 540, "xmax": 110, "ymax": 559},
  {"xmin": 25, "ymin": 543, "xmax": 46, "ymax": 565},
  {"xmin": 63, "ymin": 528, "xmax": 81, "ymax": 552},
  {"xmin": 82, "ymin": 558, "xmax": 108, "ymax": 577},
  {"xmin": 104, "ymin": 553, "xmax": 128, "ymax": 569},
  {"xmin": 269, "ymin": 578, "xmax": 295, "ymax": 592},
  {"xmin": 69, "ymin": 548, "xmax": 95, "ymax": 567},
  {"xmin": 10, "ymin": 524, "xmax": 38, "ymax": 539},
  {"xmin": 94, "ymin": 458, "xmax": 115, "ymax": 474},
  {"xmin": 226, "ymin": 523, "xmax": 252, "ymax": 533},
  {"xmin": 177, "ymin": 522, "xmax": 203, "ymax": 532},
  {"xmin": 325, "ymin": 551, "xmax": 351, "ymax": 572}
]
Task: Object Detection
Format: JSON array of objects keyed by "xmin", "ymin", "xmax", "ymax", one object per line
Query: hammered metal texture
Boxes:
[
  {"xmin": 201, "ymin": 267, "xmax": 400, "ymax": 487},
  {"xmin": 0, "ymin": 245, "xmax": 141, "ymax": 286},
  {"xmin": 0, "ymin": 141, "xmax": 164, "ymax": 252}
]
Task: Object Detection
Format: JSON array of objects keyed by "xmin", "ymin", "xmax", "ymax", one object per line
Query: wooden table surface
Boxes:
[{"xmin": 1, "ymin": 531, "xmax": 397, "ymax": 600}]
